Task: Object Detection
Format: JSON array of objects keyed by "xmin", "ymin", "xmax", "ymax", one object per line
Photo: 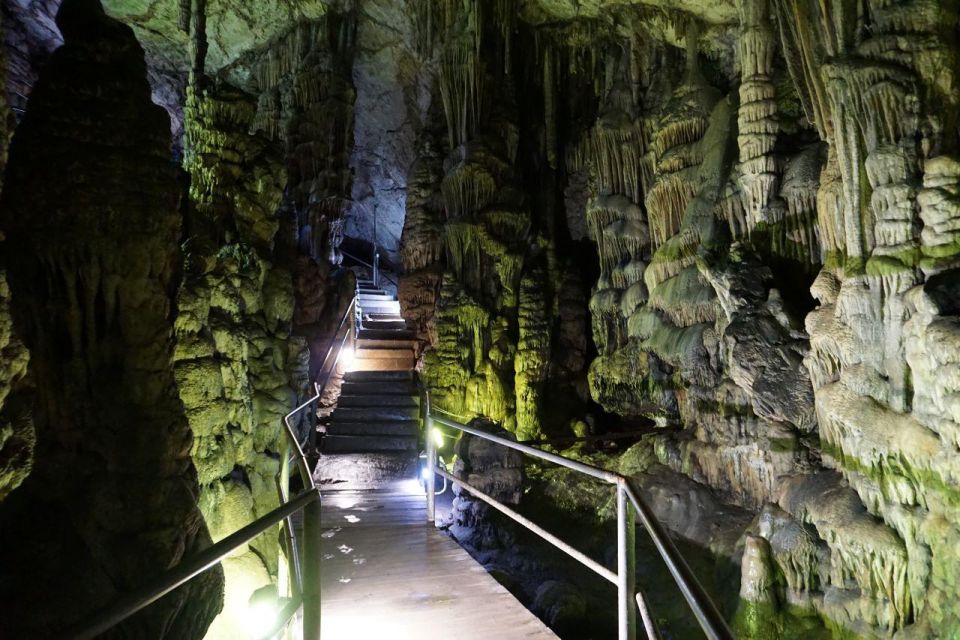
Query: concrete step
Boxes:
[
  {"xmin": 326, "ymin": 421, "xmax": 419, "ymax": 437},
  {"xmin": 344, "ymin": 370, "xmax": 413, "ymax": 382},
  {"xmin": 316, "ymin": 452, "xmax": 418, "ymax": 490},
  {"xmin": 331, "ymin": 405, "xmax": 420, "ymax": 422},
  {"xmin": 358, "ymin": 293, "xmax": 395, "ymax": 302},
  {"xmin": 341, "ymin": 380, "xmax": 417, "ymax": 396},
  {"xmin": 352, "ymin": 357, "xmax": 415, "ymax": 372},
  {"xmin": 356, "ymin": 347, "xmax": 414, "ymax": 360},
  {"xmin": 358, "ymin": 328, "xmax": 416, "ymax": 341},
  {"xmin": 322, "ymin": 434, "xmax": 418, "ymax": 453},
  {"xmin": 336, "ymin": 394, "xmax": 419, "ymax": 408}
]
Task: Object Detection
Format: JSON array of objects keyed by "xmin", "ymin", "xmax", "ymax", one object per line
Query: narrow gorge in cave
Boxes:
[{"xmin": 1, "ymin": 0, "xmax": 959, "ymax": 638}]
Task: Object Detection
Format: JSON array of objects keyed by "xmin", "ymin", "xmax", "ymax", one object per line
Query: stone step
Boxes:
[
  {"xmin": 356, "ymin": 347, "xmax": 414, "ymax": 360},
  {"xmin": 331, "ymin": 405, "xmax": 420, "ymax": 422},
  {"xmin": 322, "ymin": 434, "xmax": 418, "ymax": 453},
  {"xmin": 316, "ymin": 452, "xmax": 418, "ymax": 490},
  {"xmin": 351, "ymin": 356, "xmax": 415, "ymax": 371},
  {"xmin": 344, "ymin": 370, "xmax": 413, "ymax": 382},
  {"xmin": 356, "ymin": 338, "xmax": 417, "ymax": 350},
  {"xmin": 358, "ymin": 292, "xmax": 395, "ymax": 302},
  {"xmin": 336, "ymin": 394, "xmax": 419, "ymax": 408},
  {"xmin": 364, "ymin": 313, "xmax": 404, "ymax": 321},
  {"xmin": 341, "ymin": 380, "xmax": 417, "ymax": 396},
  {"xmin": 360, "ymin": 320, "xmax": 408, "ymax": 332},
  {"xmin": 358, "ymin": 329, "xmax": 416, "ymax": 341},
  {"xmin": 360, "ymin": 302, "xmax": 402, "ymax": 317},
  {"xmin": 359, "ymin": 298, "xmax": 400, "ymax": 309},
  {"xmin": 326, "ymin": 421, "xmax": 420, "ymax": 437}
]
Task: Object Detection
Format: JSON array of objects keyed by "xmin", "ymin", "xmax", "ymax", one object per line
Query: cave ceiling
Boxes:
[
  {"xmin": 98, "ymin": 0, "xmax": 737, "ymax": 77},
  {"xmin": 101, "ymin": 0, "xmax": 328, "ymax": 73}
]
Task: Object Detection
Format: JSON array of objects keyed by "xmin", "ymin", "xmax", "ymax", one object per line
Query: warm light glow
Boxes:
[
  {"xmin": 246, "ymin": 599, "xmax": 279, "ymax": 640},
  {"xmin": 431, "ymin": 427, "xmax": 444, "ymax": 448},
  {"xmin": 339, "ymin": 347, "xmax": 356, "ymax": 372},
  {"xmin": 401, "ymin": 477, "xmax": 426, "ymax": 495}
]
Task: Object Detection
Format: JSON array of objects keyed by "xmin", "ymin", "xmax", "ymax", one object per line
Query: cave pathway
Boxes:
[{"xmin": 311, "ymin": 279, "xmax": 558, "ymax": 638}]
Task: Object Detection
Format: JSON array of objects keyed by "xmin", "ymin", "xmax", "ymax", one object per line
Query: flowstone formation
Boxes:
[
  {"xmin": 405, "ymin": 0, "xmax": 591, "ymax": 443},
  {"xmin": 179, "ymin": 81, "xmax": 307, "ymax": 640},
  {"xmin": 0, "ymin": 0, "xmax": 220, "ymax": 636},
  {"xmin": 174, "ymin": 6, "xmax": 358, "ymax": 635},
  {"xmin": 561, "ymin": 0, "xmax": 960, "ymax": 637}
]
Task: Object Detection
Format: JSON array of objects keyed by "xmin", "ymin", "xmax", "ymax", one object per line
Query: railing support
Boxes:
[
  {"xmin": 617, "ymin": 482, "xmax": 637, "ymax": 640},
  {"xmin": 302, "ymin": 491, "xmax": 323, "ymax": 640},
  {"xmin": 425, "ymin": 393, "xmax": 436, "ymax": 525}
]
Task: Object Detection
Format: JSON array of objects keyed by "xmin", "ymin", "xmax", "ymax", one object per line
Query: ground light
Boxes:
[
  {"xmin": 247, "ymin": 585, "xmax": 280, "ymax": 639},
  {"xmin": 338, "ymin": 346, "xmax": 356, "ymax": 372}
]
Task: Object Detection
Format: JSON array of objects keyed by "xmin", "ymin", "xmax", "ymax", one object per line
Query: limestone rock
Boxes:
[{"xmin": 0, "ymin": 1, "xmax": 221, "ymax": 634}]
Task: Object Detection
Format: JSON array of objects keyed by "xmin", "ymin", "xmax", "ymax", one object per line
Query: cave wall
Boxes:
[
  {"xmin": 558, "ymin": 0, "xmax": 960, "ymax": 638},
  {"xmin": 402, "ymin": 0, "xmax": 960, "ymax": 638},
  {"xmin": 345, "ymin": 0, "xmax": 430, "ymax": 267},
  {"xmin": 1, "ymin": 1, "xmax": 362, "ymax": 635},
  {"xmin": 0, "ymin": 1, "xmax": 221, "ymax": 636},
  {"xmin": 0, "ymin": 4, "xmax": 33, "ymax": 503},
  {"xmin": 404, "ymin": 0, "xmax": 596, "ymax": 443},
  {"xmin": 3, "ymin": 0, "xmax": 960, "ymax": 638},
  {"xmin": 175, "ymin": 6, "xmax": 357, "ymax": 637}
]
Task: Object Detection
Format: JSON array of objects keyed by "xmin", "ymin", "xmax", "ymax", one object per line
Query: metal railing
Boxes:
[
  {"xmin": 341, "ymin": 247, "xmax": 397, "ymax": 289},
  {"xmin": 68, "ymin": 420, "xmax": 322, "ymax": 640},
  {"xmin": 66, "ymin": 297, "xmax": 363, "ymax": 640},
  {"xmin": 422, "ymin": 391, "xmax": 734, "ymax": 640}
]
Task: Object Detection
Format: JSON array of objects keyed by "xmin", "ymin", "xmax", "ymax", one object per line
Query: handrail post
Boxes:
[
  {"xmin": 425, "ymin": 392, "xmax": 436, "ymax": 525},
  {"xmin": 373, "ymin": 247, "xmax": 380, "ymax": 289},
  {"xmin": 617, "ymin": 482, "xmax": 637, "ymax": 640},
  {"xmin": 302, "ymin": 490, "xmax": 322, "ymax": 640}
]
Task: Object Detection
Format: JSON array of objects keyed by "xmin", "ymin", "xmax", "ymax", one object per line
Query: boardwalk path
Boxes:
[{"xmin": 319, "ymin": 488, "xmax": 559, "ymax": 639}]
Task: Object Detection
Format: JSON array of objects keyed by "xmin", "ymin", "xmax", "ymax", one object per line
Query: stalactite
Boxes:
[
  {"xmin": 250, "ymin": 89, "xmax": 283, "ymax": 141},
  {"xmin": 493, "ymin": 0, "xmax": 516, "ymax": 73},
  {"xmin": 178, "ymin": 0, "xmax": 191, "ymax": 33},
  {"xmin": 568, "ymin": 124, "xmax": 650, "ymax": 204},
  {"xmin": 543, "ymin": 43, "xmax": 556, "ymax": 169},
  {"xmin": 189, "ymin": 0, "xmax": 207, "ymax": 89},
  {"xmin": 439, "ymin": 37, "xmax": 485, "ymax": 149},
  {"xmin": 441, "ymin": 163, "xmax": 497, "ymax": 219},
  {"xmin": 737, "ymin": 0, "xmax": 783, "ymax": 234},
  {"xmin": 254, "ymin": 23, "xmax": 325, "ymax": 92},
  {"xmin": 646, "ymin": 170, "xmax": 698, "ymax": 248}
]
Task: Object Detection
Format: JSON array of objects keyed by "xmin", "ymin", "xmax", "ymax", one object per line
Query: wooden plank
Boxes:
[{"xmin": 317, "ymin": 490, "xmax": 558, "ymax": 640}]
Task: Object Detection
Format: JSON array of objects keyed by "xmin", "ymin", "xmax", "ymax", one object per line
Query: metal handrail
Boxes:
[
  {"xmin": 67, "ymin": 488, "xmax": 322, "ymax": 640},
  {"xmin": 341, "ymin": 247, "xmax": 398, "ymax": 288},
  {"xmin": 424, "ymin": 393, "xmax": 733, "ymax": 640},
  {"xmin": 64, "ymin": 298, "xmax": 359, "ymax": 639},
  {"xmin": 281, "ymin": 293, "xmax": 357, "ymax": 473}
]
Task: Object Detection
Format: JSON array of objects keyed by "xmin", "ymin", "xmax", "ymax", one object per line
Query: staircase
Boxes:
[{"xmin": 317, "ymin": 278, "xmax": 421, "ymax": 490}]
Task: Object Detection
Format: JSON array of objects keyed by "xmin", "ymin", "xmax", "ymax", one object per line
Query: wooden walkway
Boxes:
[{"xmin": 319, "ymin": 487, "xmax": 558, "ymax": 639}]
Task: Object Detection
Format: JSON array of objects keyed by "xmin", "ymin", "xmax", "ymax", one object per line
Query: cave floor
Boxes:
[{"xmin": 318, "ymin": 485, "xmax": 558, "ymax": 638}]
